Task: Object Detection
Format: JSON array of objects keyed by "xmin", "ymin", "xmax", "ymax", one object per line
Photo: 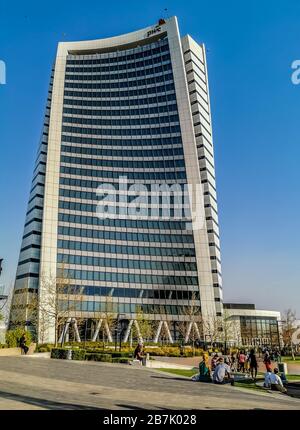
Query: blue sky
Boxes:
[{"xmin": 0, "ymin": 0, "xmax": 299, "ymax": 316}]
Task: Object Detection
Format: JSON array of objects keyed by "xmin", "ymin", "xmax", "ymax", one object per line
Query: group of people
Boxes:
[
  {"xmin": 210, "ymin": 349, "xmax": 258, "ymax": 379},
  {"xmin": 196, "ymin": 348, "xmax": 288, "ymax": 393}
]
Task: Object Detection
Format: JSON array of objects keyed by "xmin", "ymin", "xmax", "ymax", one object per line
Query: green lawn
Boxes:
[
  {"xmin": 282, "ymin": 357, "xmax": 300, "ymax": 364},
  {"xmin": 285, "ymin": 374, "xmax": 300, "ymax": 381},
  {"xmin": 158, "ymin": 368, "xmax": 198, "ymax": 378}
]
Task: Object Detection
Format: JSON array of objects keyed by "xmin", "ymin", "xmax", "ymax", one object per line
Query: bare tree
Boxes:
[
  {"xmin": 200, "ymin": 313, "xmax": 221, "ymax": 348},
  {"xmin": 217, "ymin": 310, "xmax": 237, "ymax": 354},
  {"xmin": 131, "ymin": 306, "xmax": 154, "ymax": 344},
  {"xmin": 177, "ymin": 292, "xmax": 201, "ymax": 355},
  {"xmin": 38, "ymin": 266, "xmax": 79, "ymax": 346},
  {"xmin": 282, "ymin": 309, "xmax": 297, "ymax": 360},
  {"xmin": 8, "ymin": 279, "xmax": 38, "ymax": 335}
]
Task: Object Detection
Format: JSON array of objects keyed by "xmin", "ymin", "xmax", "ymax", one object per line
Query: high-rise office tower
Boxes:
[{"xmin": 10, "ymin": 17, "xmax": 222, "ymax": 343}]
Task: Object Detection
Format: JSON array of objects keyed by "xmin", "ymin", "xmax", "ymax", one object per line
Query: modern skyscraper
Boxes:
[{"xmin": 10, "ymin": 16, "xmax": 223, "ymax": 343}]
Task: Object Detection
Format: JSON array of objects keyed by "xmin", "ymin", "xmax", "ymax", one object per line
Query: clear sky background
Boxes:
[{"xmin": 0, "ymin": 0, "xmax": 299, "ymax": 316}]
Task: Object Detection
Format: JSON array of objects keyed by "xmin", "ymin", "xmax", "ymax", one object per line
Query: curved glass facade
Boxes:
[{"xmin": 10, "ymin": 17, "xmax": 223, "ymax": 343}]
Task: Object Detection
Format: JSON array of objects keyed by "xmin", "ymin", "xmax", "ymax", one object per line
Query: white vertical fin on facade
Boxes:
[{"xmin": 166, "ymin": 17, "xmax": 217, "ymax": 327}]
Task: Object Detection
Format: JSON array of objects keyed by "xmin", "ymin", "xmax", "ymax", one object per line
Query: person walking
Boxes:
[
  {"xmin": 210, "ymin": 353, "xmax": 218, "ymax": 372},
  {"xmin": 248, "ymin": 349, "xmax": 258, "ymax": 380},
  {"xmin": 238, "ymin": 350, "xmax": 246, "ymax": 373},
  {"xmin": 19, "ymin": 333, "xmax": 29, "ymax": 355},
  {"xmin": 263, "ymin": 350, "xmax": 272, "ymax": 372}
]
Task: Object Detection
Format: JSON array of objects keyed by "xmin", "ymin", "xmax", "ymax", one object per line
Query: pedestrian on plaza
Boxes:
[
  {"xmin": 274, "ymin": 349, "xmax": 280, "ymax": 363},
  {"xmin": 230, "ymin": 352, "xmax": 237, "ymax": 372},
  {"xmin": 248, "ymin": 349, "xmax": 258, "ymax": 380},
  {"xmin": 134, "ymin": 343, "xmax": 144, "ymax": 363},
  {"xmin": 19, "ymin": 333, "xmax": 29, "ymax": 355},
  {"xmin": 238, "ymin": 350, "xmax": 246, "ymax": 373},
  {"xmin": 211, "ymin": 353, "xmax": 219, "ymax": 371},
  {"xmin": 263, "ymin": 350, "xmax": 272, "ymax": 372},
  {"xmin": 212, "ymin": 357, "xmax": 234, "ymax": 385},
  {"xmin": 244, "ymin": 350, "xmax": 251, "ymax": 375}
]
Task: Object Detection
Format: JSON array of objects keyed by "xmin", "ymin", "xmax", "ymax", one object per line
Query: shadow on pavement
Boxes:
[
  {"xmin": 116, "ymin": 403, "xmax": 170, "ymax": 410},
  {"xmin": 0, "ymin": 390, "xmax": 103, "ymax": 410},
  {"xmin": 150, "ymin": 375, "xmax": 191, "ymax": 382}
]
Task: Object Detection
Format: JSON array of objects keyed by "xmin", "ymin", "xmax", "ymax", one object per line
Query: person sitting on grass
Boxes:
[
  {"xmin": 212, "ymin": 357, "xmax": 234, "ymax": 385},
  {"xmin": 264, "ymin": 369, "xmax": 273, "ymax": 388},
  {"xmin": 198, "ymin": 353, "xmax": 211, "ymax": 382},
  {"xmin": 268, "ymin": 368, "xmax": 287, "ymax": 394}
]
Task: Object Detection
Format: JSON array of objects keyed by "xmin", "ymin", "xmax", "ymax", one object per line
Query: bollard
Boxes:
[{"xmin": 278, "ymin": 362, "xmax": 288, "ymax": 375}]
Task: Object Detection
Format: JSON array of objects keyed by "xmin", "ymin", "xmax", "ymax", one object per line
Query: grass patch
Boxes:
[
  {"xmin": 282, "ymin": 358, "xmax": 300, "ymax": 364},
  {"xmin": 158, "ymin": 368, "xmax": 198, "ymax": 378},
  {"xmin": 234, "ymin": 380, "xmax": 263, "ymax": 392},
  {"xmin": 286, "ymin": 374, "xmax": 300, "ymax": 381}
]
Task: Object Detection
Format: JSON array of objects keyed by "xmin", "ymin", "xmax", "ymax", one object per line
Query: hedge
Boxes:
[
  {"xmin": 72, "ymin": 349, "xmax": 86, "ymax": 361},
  {"xmin": 85, "ymin": 353, "xmax": 112, "ymax": 362},
  {"xmin": 112, "ymin": 357, "xmax": 130, "ymax": 364},
  {"xmin": 51, "ymin": 348, "xmax": 70, "ymax": 360}
]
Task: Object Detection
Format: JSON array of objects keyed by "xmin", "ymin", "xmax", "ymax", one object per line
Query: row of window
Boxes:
[
  {"xmin": 57, "ymin": 239, "xmax": 196, "ymax": 257},
  {"xmin": 60, "ymin": 202, "xmax": 190, "ymax": 219},
  {"xmin": 60, "ymin": 155, "xmax": 185, "ymax": 169},
  {"xmin": 62, "ymin": 284, "xmax": 200, "ymax": 300},
  {"xmin": 61, "ymin": 134, "xmax": 182, "ymax": 147},
  {"xmin": 63, "ymin": 93, "xmax": 176, "ymax": 106},
  {"xmin": 60, "ymin": 268, "xmax": 199, "ymax": 285},
  {"xmin": 66, "ymin": 41, "xmax": 169, "ymax": 65},
  {"xmin": 64, "ymin": 84, "xmax": 175, "ymax": 99},
  {"xmin": 62, "ymin": 114, "xmax": 179, "ymax": 126},
  {"xmin": 58, "ymin": 200, "xmax": 188, "ymax": 216},
  {"xmin": 59, "ymin": 300, "xmax": 199, "ymax": 315},
  {"xmin": 64, "ymin": 69, "xmax": 173, "ymax": 84},
  {"xmin": 57, "ymin": 226, "xmax": 195, "ymax": 244},
  {"xmin": 58, "ymin": 212, "xmax": 190, "ymax": 231},
  {"xmin": 60, "ymin": 166, "xmax": 186, "ymax": 180},
  {"xmin": 65, "ymin": 53, "xmax": 171, "ymax": 72},
  {"xmin": 61, "ymin": 125, "xmax": 181, "ymax": 136},
  {"xmin": 60, "ymin": 145, "xmax": 183, "ymax": 158},
  {"xmin": 59, "ymin": 177, "xmax": 186, "ymax": 191},
  {"xmin": 59, "ymin": 188, "xmax": 188, "ymax": 208},
  {"xmin": 62, "ymin": 103, "xmax": 178, "ymax": 117},
  {"xmin": 57, "ymin": 253, "xmax": 197, "ymax": 272}
]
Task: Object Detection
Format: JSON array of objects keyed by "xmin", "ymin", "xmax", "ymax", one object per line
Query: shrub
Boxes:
[
  {"xmin": 111, "ymin": 352, "xmax": 132, "ymax": 358},
  {"xmin": 36, "ymin": 343, "xmax": 53, "ymax": 353},
  {"xmin": 72, "ymin": 349, "xmax": 86, "ymax": 361},
  {"xmin": 85, "ymin": 353, "xmax": 112, "ymax": 362},
  {"xmin": 5, "ymin": 328, "xmax": 32, "ymax": 348},
  {"xmin": 112, "ymin": 357, "xmax": 130, "ymax": 364},
  {"xmin": 85, "ymin": 348, "xmax": 105, "ymax": 354},
  {"xmin": 51, "ymin": 348, "xmax": 70, "ymax": 359}
]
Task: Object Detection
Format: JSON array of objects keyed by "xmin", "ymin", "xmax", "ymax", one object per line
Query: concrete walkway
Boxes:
[{"xmin": 0, "ymin": 356, "xmax": 299, "ymax": 410}]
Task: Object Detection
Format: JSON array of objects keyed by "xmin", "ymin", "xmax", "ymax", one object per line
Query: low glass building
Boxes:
[{"xmin": 223, "ymin": 303, "xmax": 281, "ymax": 347}]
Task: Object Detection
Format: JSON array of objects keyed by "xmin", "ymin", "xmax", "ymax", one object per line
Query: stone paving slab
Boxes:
[{"xmin": 0, "ymin": 357, "xmax": 299, "ymax": 410}]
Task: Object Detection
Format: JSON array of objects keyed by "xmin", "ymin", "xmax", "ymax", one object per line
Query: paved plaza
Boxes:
[{"xmin": 0, "ymin": 356, "xmax": 299, "ymax": 410}]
